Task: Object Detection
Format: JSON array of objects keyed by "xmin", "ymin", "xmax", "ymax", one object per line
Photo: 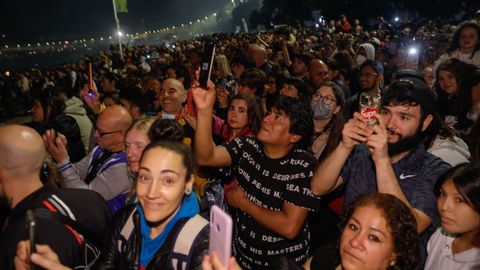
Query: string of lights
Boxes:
[{"xmin": 0, "ymin": 11, "xmax": 219, "ymax": 53}]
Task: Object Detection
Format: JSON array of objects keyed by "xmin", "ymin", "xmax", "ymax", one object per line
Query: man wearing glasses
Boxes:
[
  {"xmin": 44, "ymin": 105, "xmax": 133, "ymax": 213},
  {"xmin": 307, "ymin": 59, "xmax": 329, "ymax": 94},
  {"xmin": 344, "ymin": 59, "xmax": 384, "ymax": 119}
]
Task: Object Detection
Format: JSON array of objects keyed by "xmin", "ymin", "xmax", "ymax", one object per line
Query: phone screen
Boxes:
[{"xmin": 199, "ymin": 44, "xmax": 216, "ymax": 89}]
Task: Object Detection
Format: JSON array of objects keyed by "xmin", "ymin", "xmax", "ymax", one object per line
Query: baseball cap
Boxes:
[
  {"xmin": 360, "ymin": 60, "xmax": 384, "ymax": 76},
  {"xmin": 386, "ymin": 77, "xmax": 437, "ymax": 115}
]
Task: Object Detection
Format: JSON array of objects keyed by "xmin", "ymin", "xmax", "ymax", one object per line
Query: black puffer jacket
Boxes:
[
  {"xmin": 94, "ymin": 204, "xmax": 209, "ymax": 270},
  {"xmin": 26, "ymin": 113, "xmax": 86, "ymax": 162}
]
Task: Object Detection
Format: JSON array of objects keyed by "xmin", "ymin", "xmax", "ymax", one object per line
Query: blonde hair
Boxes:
[
  {"xmin": 127, "ymin": 116, "xmax": 156, "ymax": 134},
  {"xmin": 216, "ymin": 54, "xmax": 232, "ymax": 78},
  {"xmin": 126, "ymin": 116, "xmax": 156, "ymax": 202}
]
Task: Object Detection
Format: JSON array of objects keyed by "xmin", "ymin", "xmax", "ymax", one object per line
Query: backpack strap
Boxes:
[
  {"xmin": 33, "ymin": 208, "xmax": 100, "ymax": 247},
  {"xmin": 117, "ymin": 207, "xmax": 137, "ymax": 252},
  {"xmin": 170, "ymin": 214, "xmax": 209, "ymax": 270}
]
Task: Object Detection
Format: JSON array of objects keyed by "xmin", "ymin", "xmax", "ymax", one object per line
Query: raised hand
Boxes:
[
  {"xmin": 80, "ymin": 81, "xmax": 101, "ymax": 114},
  {"xmin": 191, "ymin": 80, "xmax": 216, "ymax": 112},
  {"xmin": 43, "ymin": 129, "xmax": 69, "ymax": 163},
  {"xmin": 366, "ymin": 114, "xmax": 389, "ymax": 162},
  {"xmin": 182, "ymin": 107, "xmax": 198, "ymax": 130},
  {"xmin": 14, "ymin": 241, "xmax": 71, "ymax": 270},
  {"xmin": 341, "ymin": 112, "xmax": 373, "ymax": 150},
  {"xmin": 215, "ymin": 86, "xmax": 229, "ymax": 109},
  {"xmin": 202, "ymin": 251, "xmax": 242, "ymax": 270}
]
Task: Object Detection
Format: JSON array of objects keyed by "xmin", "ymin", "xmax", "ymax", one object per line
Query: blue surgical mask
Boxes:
[{"xmin": 311, "ymin": 99, "xmax": 333, "ymax": 120}]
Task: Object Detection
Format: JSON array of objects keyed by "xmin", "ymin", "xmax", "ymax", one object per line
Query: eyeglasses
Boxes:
[
  {"xmin": 316, "ymin": 71, "xmax": 329, "ymax": 77},
  {"xmin": 95, "ymin": 128, "xmax": 124, "ymax": 138},
  {"xmin": 313, "ymin": 93, "xmax": 337, "ymax": 105},
  {"xmin": 358, "ymin": 72, "xmax": 378, "ymax": 78}
]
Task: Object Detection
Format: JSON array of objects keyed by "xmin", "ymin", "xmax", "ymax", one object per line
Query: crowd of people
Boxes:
[{"xmin": 1, "ymin": 10, "xmax": 480, "ymax": 270}]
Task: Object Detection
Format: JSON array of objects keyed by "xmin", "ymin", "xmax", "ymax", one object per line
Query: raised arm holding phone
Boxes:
[
  {"xmin": 193, "ymin": 82, "xmax": 320, "ymax": 268},
  {"xmin": 311, "ymin": 78, "xmax": 452, "ymax": 237}
]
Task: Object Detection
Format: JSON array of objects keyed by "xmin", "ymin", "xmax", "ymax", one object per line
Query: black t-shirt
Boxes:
[
  {"xmin": 309, "ymin": 242, "xmax": 340, "ymax": 270},
  {"xmin": 223, "ymin": 137, "xmax": 321, "ymax": 269},
  {"xmin": 437, "ymin": 92, "xmax": 472, "ymax": 132},
  {"xmin": 0, "ymin": 186, "xmax": 111, "ymax": 270}
]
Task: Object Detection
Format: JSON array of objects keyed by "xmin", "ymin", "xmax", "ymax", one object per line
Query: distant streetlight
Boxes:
[
  {"xmin": 117, "ymin": 31, "xmax": 123, "ymax": 37},
  {"xmin": 408, "ymin": 47, "xmax": 418, "ymax": 55},
  {"xmin": 394, "ymin": 17, "xmax": 399, "ymax": 22}
]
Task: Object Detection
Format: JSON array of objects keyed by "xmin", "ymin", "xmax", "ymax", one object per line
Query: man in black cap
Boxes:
[{"xmin": 311, "ymin": 77, "xmax": 451, "ymax": 239}]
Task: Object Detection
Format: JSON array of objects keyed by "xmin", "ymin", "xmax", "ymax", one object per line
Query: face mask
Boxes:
[
  {"xmin": 311, "ymin": 99, "xmax": 333, "ymax": 120},
  {"xmin": 162, "ymin": 113, "xmax": 176, "ymax": 120},
  {"xmin": 356, "ymin": 54, "xmax": 367, "ymax": 66}
]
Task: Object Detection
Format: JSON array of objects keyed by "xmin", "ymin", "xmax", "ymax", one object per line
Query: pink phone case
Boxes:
[{"xmin": 209, "ymin": 205, "xmax": 233, "ymax": 266}]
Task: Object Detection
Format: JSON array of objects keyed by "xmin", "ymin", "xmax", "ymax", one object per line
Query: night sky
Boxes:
[{"xmin": 0, "ymin": 0, "xmax": 229, "ymax": 43}]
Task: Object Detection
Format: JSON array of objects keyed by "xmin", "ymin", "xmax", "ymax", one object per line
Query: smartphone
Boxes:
[
  {"xmin": 359, "ymin": 93, "xmax": 381, "ymax": 126},
  {"xmin": 25, "ymin": 209, "xmax": 36, "ymax": 269},
  {"xmin": 199, "ymin": 44, "xmax": 216, "ymax": 89},
  {"xmin": 88, "ymin": 62, "xmax": 94, "ymax": 96},
  {"xmin": 209, "ymin": 205, "xmax": 232, "ymax": 267}
]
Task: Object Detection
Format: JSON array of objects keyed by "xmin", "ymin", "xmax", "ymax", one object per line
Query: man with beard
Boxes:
[
  {"xmin": 311, "ymin": 77, "xmax": 451, "ymax": 237},
  {"xmin": 343, "ymin": 60, "xmax": 384, "ymax": 119}
]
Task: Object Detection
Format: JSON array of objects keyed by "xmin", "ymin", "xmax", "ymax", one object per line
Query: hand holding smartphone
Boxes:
[
  {"xmin": 209, "ymin": 205, "xmax": 233, "ymax": 267},
  {"xmin": 26, "ymin": 209, "xmax": 36, "ymax": 270},
  {"xmin": 87, "ymin": 62, "xmax": 95, "ymax": 97}
]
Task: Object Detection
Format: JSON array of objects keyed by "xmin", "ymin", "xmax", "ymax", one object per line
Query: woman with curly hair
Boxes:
[
  {"xmin": 203, "ymin": 193, "xmax": 420, "ymax": 270},
  {"xmin": 305, "ymin": 192, "xmax": 420, "ymax": 270},
  {"xmin": 434, "ymin": 21, "xmax": 480, "ymax": 70}
]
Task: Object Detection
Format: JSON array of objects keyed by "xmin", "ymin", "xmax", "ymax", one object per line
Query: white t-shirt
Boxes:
[
  {"xmin": 425, "ymin": 228, "xmax": 480, "ymax": 270},
  {"xmin": 434, "ymin": 50, "xmax": 480, "ymax": 71}
]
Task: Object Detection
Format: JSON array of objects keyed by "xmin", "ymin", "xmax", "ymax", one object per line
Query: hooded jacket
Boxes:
[
  {"xmin": 64, "ymin": 96, "xmax": 93, "ymax": 152},
  {"xmin": 356, "ymin": 43, "xmax": 376, "ymax": 61}
]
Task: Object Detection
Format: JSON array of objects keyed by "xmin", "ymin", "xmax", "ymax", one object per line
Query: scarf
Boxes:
[{"xmin": 137, "ymin": 191, "xmax": 199, "ymax": 267}]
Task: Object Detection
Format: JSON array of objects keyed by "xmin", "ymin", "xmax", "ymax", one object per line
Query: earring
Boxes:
[{"xmin": 185, "ymin": 189, "xmax": 191, "ymax": 195}]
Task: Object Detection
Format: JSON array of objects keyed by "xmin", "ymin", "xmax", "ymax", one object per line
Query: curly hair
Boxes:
[
  {"xmin": 148, "ymin": 118, "xmax": 185, "ymax": 143},
  {"xmin": 448, "ymin": 21, "xmax": 480, "ymax": 58},
  {"xmin": 342, "ymin": 193, "xmax": 420, "ymax": 270}
]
